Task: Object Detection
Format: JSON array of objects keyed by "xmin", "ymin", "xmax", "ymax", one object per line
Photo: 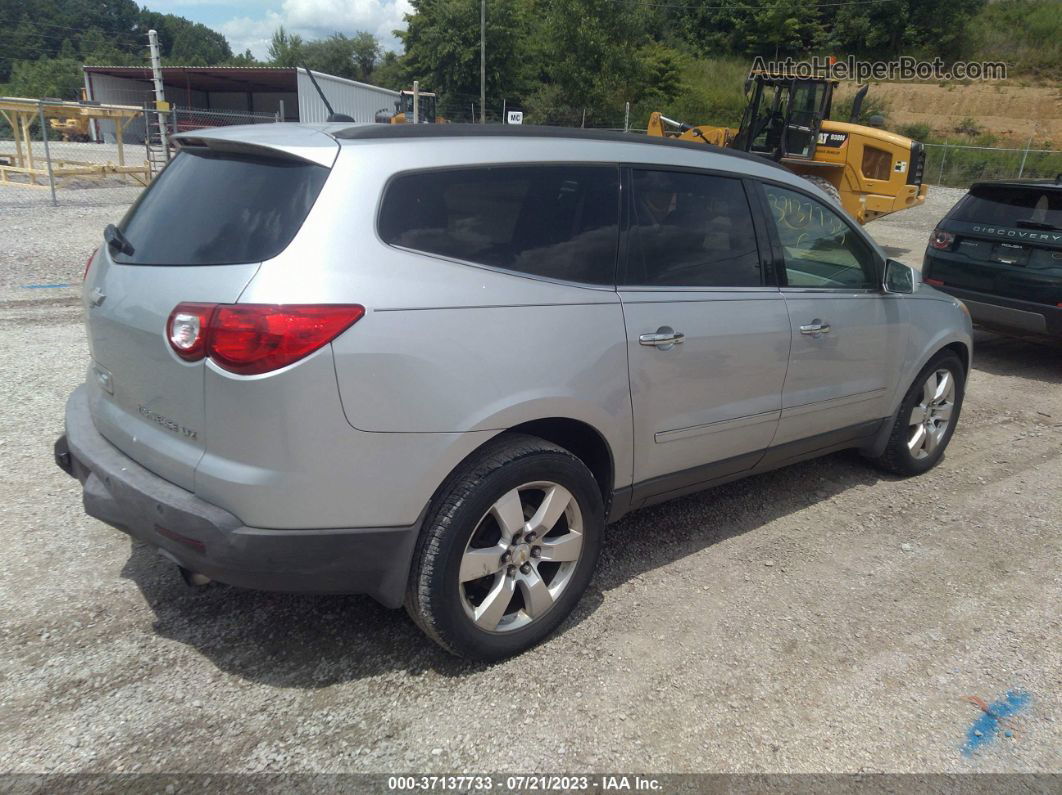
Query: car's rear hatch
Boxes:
[
  {"xmin": 83, "ymin": 127, "xmax": 337, "ymax": 490},
  {"xmin": 928, "ymin": 182, "xmax": 1062, "ymax": 305}
]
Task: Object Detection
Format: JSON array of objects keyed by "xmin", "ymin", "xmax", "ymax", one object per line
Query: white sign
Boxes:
[{"xmin": 507, "ymin": 110, "xmax": 524, "ymax": 125}]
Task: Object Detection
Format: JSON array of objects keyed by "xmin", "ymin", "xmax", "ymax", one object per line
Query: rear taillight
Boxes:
[
  {"xmin": 929, "ymin": 229, "xmax": 955, "ymax": 250},
  {"xmin": 83, "ymin": 248, "xmax": 98, "ymax": 281},
  {"xmin": 210, "ymin": 304, "xmax": 365, "ymax": 375},
  {"xmin": 167, "ymin": 303, "xmax": 365, "ymax": 375},
  {"xmin": 167, "ymin": 303, "xmax": 214, "ymax": 361}
]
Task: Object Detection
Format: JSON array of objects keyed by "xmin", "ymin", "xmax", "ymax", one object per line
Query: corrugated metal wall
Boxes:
[
  {"xmin": 83, "ymin": 73, "xmax": 152, "ymax": 143},
  {"xmin": 296, "ymin": 69, "xmax": 399, "ymax": 123}
]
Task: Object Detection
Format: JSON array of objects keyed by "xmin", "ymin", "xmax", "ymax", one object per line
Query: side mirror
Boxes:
[{"xmin": 884, "ymin": 258, "xmax": 914, "ymax": 294}]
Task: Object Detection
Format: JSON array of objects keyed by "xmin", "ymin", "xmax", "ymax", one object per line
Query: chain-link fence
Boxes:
[
  {"xmin": 924, "ymin": 142, "xmax": 1062, "ymax": 188},
  {"xmin": 0, "ymin": 99, "xmax": 283, "ymax": 204},
  {"xmin": 171, "ymin": 107, "xmax": 278, "ymax": 133},
  {"xmin": 8, "ymin": 95, "xmax": 1060, "ymax": 205},
  {"xmin": 1, "ymin": 98, "xmax": 152, "ymax": 202}
]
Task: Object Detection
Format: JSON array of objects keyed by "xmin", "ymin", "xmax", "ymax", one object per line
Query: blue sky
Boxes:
[{"xmin": 148, "ymin": 0, "xmax": 412, "ymax": 59}]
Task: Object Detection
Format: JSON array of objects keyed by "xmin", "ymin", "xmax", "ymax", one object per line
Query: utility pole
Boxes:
[
  {"xmin": 147, "ymin": 29, "xmax": 169, "ymax": 157},
  {"xmin": 480, "ymin": 0, "xmax": 486, "ymax": 124},
  {"xmin": 412, "ymin": 80, "xmax": 419, "ymax": 125}
]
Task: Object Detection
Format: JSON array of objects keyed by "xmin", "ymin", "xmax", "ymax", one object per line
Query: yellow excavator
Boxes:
[{"xmin": 648, "ymin": 72, "xmax": 928, "ymax": 224}]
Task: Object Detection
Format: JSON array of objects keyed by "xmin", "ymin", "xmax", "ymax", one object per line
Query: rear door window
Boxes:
[
  {"xmin": 378, "ymin": 165, "xmax": 620, "ymax": 286},
  {"xmin": 951, "ymin": 185, "xmax": 1062, "ymax": 231},
  {"xmin": 115, "ymin": 148, "xmax": 329, "ymax": 266},
  {"xmin": 623, "ymin": 169, "xmax": 764, "ymax": 287}
]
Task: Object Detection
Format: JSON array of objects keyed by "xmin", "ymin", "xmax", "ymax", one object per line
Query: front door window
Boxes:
[{"xmin": 763, "ymin": 184, "xmax": 877, "ymax": 289}]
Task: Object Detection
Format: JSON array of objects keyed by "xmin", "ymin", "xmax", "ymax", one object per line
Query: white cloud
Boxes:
[{"xmin": 219, "ymin": 0, "xmax": 412, "ymax": 59}]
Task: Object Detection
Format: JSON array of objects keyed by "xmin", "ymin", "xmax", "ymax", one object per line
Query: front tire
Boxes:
[
  {"xmin": 870, "ymin": 351, "xmax": 965, "ymax": 476},
  {"xmin": 405, "ymin": 434, "xmax": 604, "ymax": 661}
]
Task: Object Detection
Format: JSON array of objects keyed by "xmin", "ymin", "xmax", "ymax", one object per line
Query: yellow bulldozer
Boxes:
[
  {"xmin": 375, "ymin": 90, "xmax": 447, "ymax": 125},
  {"xmin": 648, "ymin": 72, "xmax": 928, "ymax": 224}
]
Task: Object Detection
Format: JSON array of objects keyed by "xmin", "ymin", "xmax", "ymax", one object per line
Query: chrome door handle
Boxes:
[
  {"xmin": 800, "ymin": 320, "xmax": 831, "ymax": 337},
  {"xmin": 639, "ymin": 327, "xmax": 685, "ymax": 350}
]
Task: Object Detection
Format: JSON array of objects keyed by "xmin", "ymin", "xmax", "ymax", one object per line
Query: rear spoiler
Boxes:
[{"xmin": 173, "ymin": 133, "xmax": 339, "ymax": 168}]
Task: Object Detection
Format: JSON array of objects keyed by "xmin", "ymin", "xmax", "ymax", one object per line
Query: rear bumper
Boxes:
[
  {"xmin": 56, "ymin": 385, "xmax": 422, "ymax": 607},
  {"xmin": 925, "ymin": 283, "xmax": 1062, "ymax": 339}
]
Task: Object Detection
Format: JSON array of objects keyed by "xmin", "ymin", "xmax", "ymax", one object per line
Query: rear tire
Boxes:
[
  {"xmin": 405, "ymin": 434, "xmax": 603, "ymax": 661},
  {"xmin": 803, "ymin": 174, "xmax": 841, "ymax": 205},
  {"xmin": 870, "ymin": 351, "xmax": 965, "ymax": 476}
]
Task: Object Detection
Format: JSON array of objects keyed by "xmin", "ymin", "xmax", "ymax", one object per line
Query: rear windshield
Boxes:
[
  {"xmin": 115, "ymin": 148, "xmax": 329, "ymax": 266},
  {"xmin": 950, "ymin": 185, "xmax": 1062, "ymax": 230}
]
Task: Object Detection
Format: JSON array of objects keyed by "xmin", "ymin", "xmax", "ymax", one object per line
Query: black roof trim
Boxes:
[
  {"xmin": 333, "ymin": 123, "xmax": 787, "ymax": 172},
  {"xmin": 970, "ymin": 177, "xmax": 1062, "ymax": 191}
]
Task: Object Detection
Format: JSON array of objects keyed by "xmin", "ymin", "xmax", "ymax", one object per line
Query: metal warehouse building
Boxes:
[{"xmin": 82, "ymin": 65, "xmax": 399, "ymax": 141}]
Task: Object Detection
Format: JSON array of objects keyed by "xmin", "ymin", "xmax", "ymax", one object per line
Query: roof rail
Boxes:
[{"xmin": 332, "ymin": 123, "xmax": 788, "ymax": 171}]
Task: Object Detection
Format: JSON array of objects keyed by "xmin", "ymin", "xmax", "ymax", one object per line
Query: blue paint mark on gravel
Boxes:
[
  {"xmin": 21, "ymin": 283, "xmax": 74, "ymax": 289},
  {"xmin": 962, "ymin": 690, "xmax": 1030, "ymax": 757}
]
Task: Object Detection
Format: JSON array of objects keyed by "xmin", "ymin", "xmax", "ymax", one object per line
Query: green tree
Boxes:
[
  {"xmin": 170, "ymin": 23, "xmax": 232, "ymax": 65},
  {"xmin": 398, "ymin": 0, "xmax": 534, "ymax": 113},
  {"xmin": 138, "ymin": 11, "xmax": 233, "ymax": 64},
  {"xmin": 0, "ymin": 16, "xmax": 46, "ymax": 81},
  {"xmin": 522, "ymin": 0, "xmax": 685, "ymax": 125},
  {"xmin": 268, "ymin": 28, "xmax": 382, "ymax": 81},
  {"xmin": 79, "ymin": 27, "xmax": 140, "ymax": 66},
  {"xmin": 743, "ymin": 0, "xmax": 825, "ymax": 57},
  {"xmin": 669, "ymin": 0, "xmax": 824, "ymax": 58},
  {"xmin": 1, "ymin": 56, "xmax": 84, "ymax": 99},
  {"xmin": 226, "ymin": 49, "xmax": 262, "ymax": 67},
  {"xmin": 301, "ymin": 32, "xmax": 381, "ymax": 81},
  {"xmin": 0, "ymin": 0, "xmax": 235, "ymax": 83},
  {"xmin": 268, "ymin": 26, "xmax": 305, "ymax": 67},
  {"xmin": 371, "ymin": 50, "xmax": 408, "ymax": 91}
]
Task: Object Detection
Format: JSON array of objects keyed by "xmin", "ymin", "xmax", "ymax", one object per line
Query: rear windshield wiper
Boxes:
[
  {"xmin": 1014, "ymin": 219, "xmax": 1061, "ymax": 231},
  {"xmin": 104, "ymin": 224, "xmax": 135, "ymax": 256}
]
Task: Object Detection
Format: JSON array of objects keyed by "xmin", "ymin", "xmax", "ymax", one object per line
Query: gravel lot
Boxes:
[{"xmin": 0, "ymin": 180, "xmax": 1059, "ymax": 775}]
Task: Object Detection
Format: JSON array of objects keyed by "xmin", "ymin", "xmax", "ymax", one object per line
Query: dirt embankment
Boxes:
[{"xmin": 836, "ymin": 82, "xmax": 1062, "ymax": 145}]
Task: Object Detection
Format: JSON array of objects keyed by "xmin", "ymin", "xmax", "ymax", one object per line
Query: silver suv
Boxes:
[{"xmin": 56, "ymin": 124, "xmax": 972, "ymax": 660}]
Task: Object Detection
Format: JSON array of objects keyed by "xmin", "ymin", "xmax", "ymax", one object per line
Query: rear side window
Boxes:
[
  {"xmin": 624, "ymin": 169, "xmax": 763, "ymax": 287},
  {"xmin": 378, "ymin": 165, "xmax": 620, "ymax": 285},
  {"xmin": 951, "ymin": 185, "xmax": 1062, "ymax": 230},
  {"xmin": 115, "ymin": 149, "xmax": 328, "ymax": 266}
]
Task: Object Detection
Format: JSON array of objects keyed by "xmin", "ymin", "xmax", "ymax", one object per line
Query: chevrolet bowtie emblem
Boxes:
[{"xmin": 89, "ymin": 287, "xmax": 106, "ymax": 307}]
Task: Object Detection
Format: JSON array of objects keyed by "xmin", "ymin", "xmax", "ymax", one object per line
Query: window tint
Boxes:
[
  {"xmin": 625, "ymin": 170, "xmax": 762, "ymax": 287},
  {"xmin": 951, "ymin": 185, "xmax": 1062, "ymax": 229},
  {"xmin": 116, "ymin": 149, "xmax": 328, "ymax": 266},
  {"xmin": 763, "ymin": 183, "xmax": 877, "ymax": 289},
  {"xmin": 379, "ymin": 165, "xmax": 620, "ymax": 285}
]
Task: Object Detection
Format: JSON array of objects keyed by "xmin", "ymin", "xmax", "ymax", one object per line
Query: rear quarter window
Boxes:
[
  {"xmin": 115, "ymin": 148, "xmax": 329, "ymax": 266},
  {"xmin": 378, "ymin": 165, "xmax": 620, "ymax": 286}
]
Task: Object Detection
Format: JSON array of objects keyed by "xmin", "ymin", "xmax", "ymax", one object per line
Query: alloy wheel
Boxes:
[
  {"xmin": 458, "ymin": 481, "xmax": 584, "ymax": 633},
  {"xmin": 907, "ymin": 368, "xmax": 955, "ymax": 460}
]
